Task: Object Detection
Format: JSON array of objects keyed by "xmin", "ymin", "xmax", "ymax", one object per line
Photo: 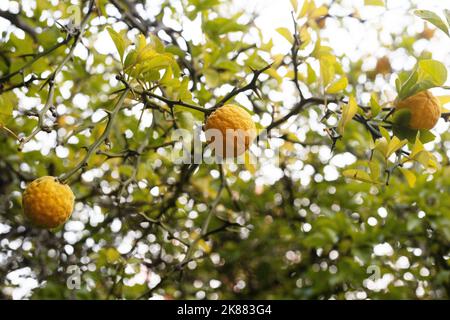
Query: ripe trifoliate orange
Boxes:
[
  {"xmin": 205, "ymin": 104, "xmax": 256, "ymax": 157},
  {"xmin": 22, "ymin": 176, "xmax": 75, "ymax": 229},
  {"xmin": 394, "ymin": 90, "xmax": 441, "ymax": 130}
]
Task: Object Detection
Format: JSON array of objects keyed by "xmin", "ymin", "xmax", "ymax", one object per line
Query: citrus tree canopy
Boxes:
[{"xmin": 0, "ymin": 0, "xmax": 449, "ymax": 299}]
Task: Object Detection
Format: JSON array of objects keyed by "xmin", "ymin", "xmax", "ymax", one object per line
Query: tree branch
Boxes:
[
  {"xmin": 213, "ymin": 64, "xmax": 272, "ymax": 110},
  {"xmin": 17, "ymin": 0, "xmax": 96, "ymax": 150},
  {"xmin": 144, "ymin": 91, "xmax": 209, "ymax": 114},
  {"xmin": 265, "ymin": 97, "xmax": 327, "ymax": 133},
  {"xmin": 59, "ymin": 87, "xmax": 130, "ymax": 182},
  {"xmin": 0, "ymin": 9, "xmax": 38, "ymax": 41},
  {"xmin": 0, "ymin": 37, "xmax": 71, "ymax": 84}
]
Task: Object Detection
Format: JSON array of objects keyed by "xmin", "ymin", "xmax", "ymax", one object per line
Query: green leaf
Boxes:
[
  {"xmin": 160, "ymin": 66, "xmax": 174, "ymax": 85},
  {"xmin": 326, "ymin": 76, "xmax": 348, "ymax": 94},
  {"xmin": 386, "ymin": 136, "xmax": 408, "ymax": 159},
  {"xmin": 96, "ymin": 247, "xmax": 122, "ymax": 267},
  {"xmin": 392, "ymin": 108, "xmax": 414, "ymax": 141},
  {"xmin": 368, "ymin": 160, "xmax": 380, "ymax": 181},
  {"xmin": 399, "ymin": 168, "xmax": 416, "ymax": 187},
  {"xmin": 445, "ymin": 10, "xmax": 450, "ymax": 30},
  {"xmin": 397, "ymin": 70, "xmax": 419, "ymax": 100},
  {"xmin": 395, "ymin": 77, "xmax": 401, "ymax": 93},
  {"xmin": 370, "ymin": 93, "xmax": 381, "ymax": 117},
  {"xmin": 123, "ymin": 50, "xmax": 137, "ymax": 70},
  {"xmin": 107, "ymin": 27, "xmax": 126, "ymax": 63},
  {"xmin": 178, "ymin": 77, "xmax": 193, "ymax": 101},
  {"xmin": 418, "ymin": 130, "xmax": 436, "ymax": 144},
  {"xmin": 276, "ymin": 27, "xmax": 294, "ymax": 44},
  {"xmin": 379, "ymin": 126, "xmax": 391, "ymax": 141},
  {"xmin": 312, "ymin": 6, "xmax": 328, "ymax": 19},
  {"xmin": 166, "ymin": 45, "xmax": 186, "ymax": 58},
  {"xmin": 364, "ymin": 0, "xmax": 385, "ymax": 6},
  {"xmin": 290, "ymin": 0, "xmax": 298, "ymax": 13},
  {"xmin": 374, "ymin": 137, "xmax": 389, "ymax": 157},
  {"xmin": 398, "ymin": 59, "xmax": 448, "ymax": 99},
  {"xmin": 0, "ymin": 91, "xmax": 16, "ymax": 124},
  {"xmin": 136, "ymin": 34, "xmax": 147, "ymax": 52},
  {"xmin": 337, "ymin": 96, "xmax": 358, "ymax": 135},
  {"xmin": 142, "ymin": 54, "xmax": 172, "ymax": 72},
  {"xmin": 299, "ymin": 0, "xmax": 311, "ymax": 18},
  {"xmin": 306, "ymin": 63, "xmax": 317, "ymax": 84},
  {"xmin": 318, "ymin": 53, "xmax": 336, "ymax": 86},
  {"xmin": 204, "ymin": 15, "xmax": 246, "ymax": 38},
  {"xmin": 9, "ymin": 34, "xmax": 35, "ymax": 56},
  {"xmin": 417, "ymin": 59, "xmax": 448, "ymax": 86},
  {"xmin": 204, "ymin": 69, "xmax": 220, "ymax": 87},
  {"xmin": 406, "ymin": 216, "xmax": 421, "ymax": 231},
  {"xmin": 410, "ymin": 134, "xmax": 424, "ymax": 158},
  {"xmin": 437, "ymin": 95, "xmax": 450, "ymax": 108},
  {"xmin": 393, "ymin": 116, "xmax": 436, "ymax": 144},
  {"xmin": 413, "ymin": 150, "xmax": 431, "ymax": 168},
  {"xmin": 215, "ymin": 60, "xmax": 240, "ymax": 73},
  {"xmin": 150, "ymin": 34, "xmax": 165, "ymax": 53},
  {"xmin": 175, "ymin": 110, "xmax": 195, "ymax": 130},
  {"xmin": 343, "ymin": 169, "xmax": 374, "ymax": 184},
  {"xmin": 415, "ymin": 10, "xmax": 449, "ymax": 36}
]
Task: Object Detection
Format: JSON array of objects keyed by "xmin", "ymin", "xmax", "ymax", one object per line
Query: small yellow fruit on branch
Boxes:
[
  {"xmin": 205, "ymin": 104, "xmax": 256, "ymax": 158},
  {"xmin": 394, "ymin": 90, "xmax": 441, "ymax": 130},
  {"xmin": 22, "ymin": 176, "xmax": 75, "ymax": 229}
]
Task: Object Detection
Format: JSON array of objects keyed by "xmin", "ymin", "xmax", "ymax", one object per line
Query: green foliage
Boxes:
[
  {"xmin": 364, "ymin": 0, "xmax": 385, "ymax": 6},
  {"xmin": 0, "ymin": 0, "xmax": 449, "ymax": 301},
  {"xmin": 415, "ymin": 10, "xmax": 449, "ymax": 37},
  {"xmin": 396, "ymin": 59, "xmax": 447, "ymax": 100}
]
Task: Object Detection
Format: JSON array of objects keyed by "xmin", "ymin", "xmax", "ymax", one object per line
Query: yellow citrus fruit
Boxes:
[
  {"xmin": 22, "ymin": 176, "xmax": 75, "ymax": 229},
  {"xmin": 394, "ymin": 90, "xmax": 441, "ymax": 130},
  {"xmin": 205, "ymin": 104, "xmax": 256, "ymax": 157}
]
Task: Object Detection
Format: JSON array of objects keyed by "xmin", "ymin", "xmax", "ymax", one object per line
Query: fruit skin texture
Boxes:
[
  {"xmin": 395, "ymin": 90, "xmax": 441, "ymax": 130},
  {"xmin": 205, "ymin": 104, "xmax": 256, "ymax": 157},
  {"xmin": 22, "ymin": 176, "xmax": 75, "ymax": 229}
]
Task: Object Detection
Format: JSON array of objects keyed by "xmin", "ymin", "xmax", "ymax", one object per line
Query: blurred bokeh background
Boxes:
[{"xmin": 0, "ymin": 0, "xmax": 449, "ymax": 299}]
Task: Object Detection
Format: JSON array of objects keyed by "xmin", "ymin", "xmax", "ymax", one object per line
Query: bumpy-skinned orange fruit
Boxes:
[
  {"xmin": 205, "ymin": 104, "xmax": 256, "ymax": 157},
  {"xmin": 395, "ymin": 90, "xmax": 441, "ymax": 130},
  {"xmin": 22, "ymin": 176, "xmax": 75, "ymax": 229}
]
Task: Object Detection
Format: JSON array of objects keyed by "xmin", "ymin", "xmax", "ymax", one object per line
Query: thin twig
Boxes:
[
  {"xmin": 59, "ymin": 87, "xmax": 130, "ymax": 182},
  {"xmin": 0, "ymin": 38, "xmax": 71, "ymax": 84},
  {"xmin": 144, "ymin": 91, "xmax": 208, "ymax": 114},
  {"xmin": 0, "ymin": 9, "xmax": 38, "ymax": 41},
  {"xmin": 213, "ymin": 64, "xmax": 272, "ymax": 110},
  {"xmin": 17, "ymin": 0, "xmax": 96, "ymax": 150},
  {"xmin": 291, "ymin": 11, "xmax": 304, "ymax": 100}
]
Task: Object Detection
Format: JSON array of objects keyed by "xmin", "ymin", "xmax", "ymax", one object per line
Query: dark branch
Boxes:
[
  {"xmin": 213, "ymin": 64, "xmax": 272, "ymax": 110},
  {"xmin": 0, "ymin": 9, "xmax": 38, "ymax": 41}
]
